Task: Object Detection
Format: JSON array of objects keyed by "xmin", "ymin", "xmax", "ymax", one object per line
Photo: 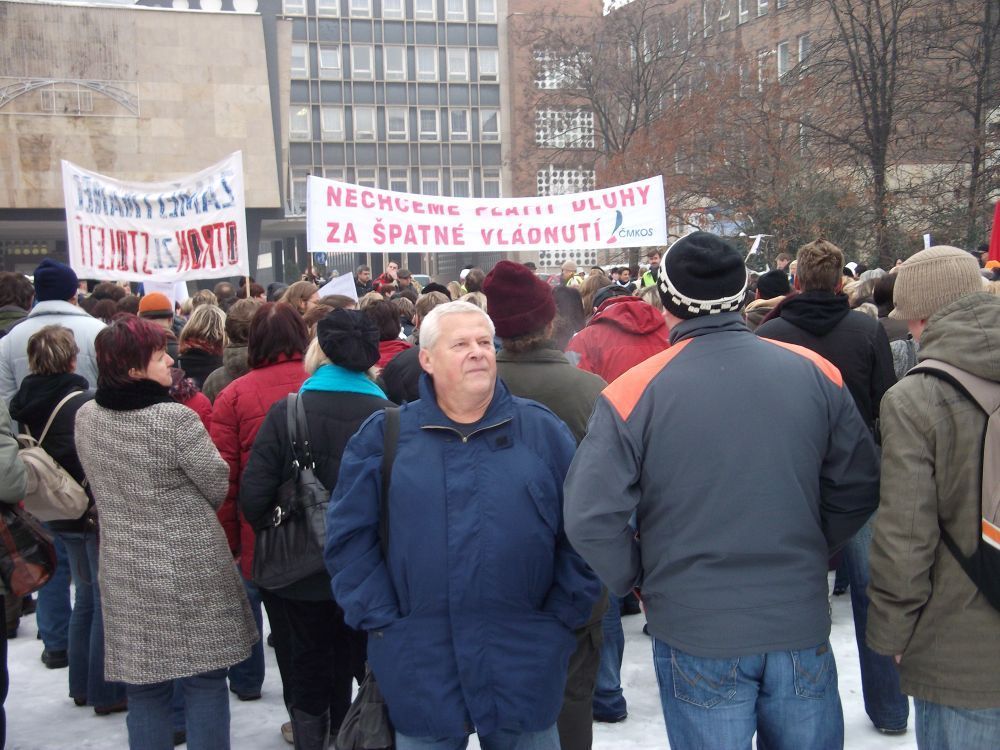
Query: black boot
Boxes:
[{"xmin": 291, "ymin": 708, "xmax": 330, "ymax": 750}]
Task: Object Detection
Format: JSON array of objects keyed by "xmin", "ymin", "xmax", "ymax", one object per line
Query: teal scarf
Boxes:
[{"xmin": 300, "ymin": 363, "xmax": 386, "ymax": 398}]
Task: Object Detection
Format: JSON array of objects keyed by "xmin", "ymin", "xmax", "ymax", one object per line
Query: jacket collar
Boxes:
[
  {"xmin": 416, "ymin": 372, "xmax": 514, "ymax": 431},
  {"xmin": 668, "ymin": 312, "xmax": 748, "ymax": 345},
  {"xmin": 28, "ymin": 300, "xmax": 93, "ymax": 319},
  {"xmin": 495, "ymin": 345, "xmax": 571, "ymax": 366}
]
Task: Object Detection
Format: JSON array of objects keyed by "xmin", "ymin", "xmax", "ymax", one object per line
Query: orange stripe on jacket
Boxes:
[
  {"xmin": 603, "ymin": 340, "xmax": 691, "ymax": 421},
  {"xmin": 760, "ymin": 338, "xmax": 845, "ymax": 388}
]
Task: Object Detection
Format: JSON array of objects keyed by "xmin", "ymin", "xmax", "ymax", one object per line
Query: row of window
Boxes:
[
  {"xmin": 283, "ymin": 0, "xmax": 497, "ymax": 23},
  {"xmin": 535, "ymin": 110, "xmax": 595, "ymax": 150},
  {"xmin": 289, "ymin": 166, "xmax": 502, "ymax": 211},
  {"xmin": 290, "ymin": 104, "xmax": 499, "ymax": 142},
  {"xmin": 292, "ymin": 42, "xmax": 499, "ymax": 82},
  {"xmin": 773, "ymin": 34, "xmax": 810, "ymax": 82},
  {"xmin": 536, "ymin": 166, "xmax": 595, "ymax": 197}
]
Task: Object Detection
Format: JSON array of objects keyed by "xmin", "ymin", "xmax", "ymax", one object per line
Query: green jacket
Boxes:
[
  {"xmin": 867, "ymin": 292, "xmax": 1000, "ymax": 709},
  {"xmin": 0, "ymin": 401, "xmax": 28, "ymax": 599},
  {"xmin": 496, "ymin": 345, "xmax": 606, "ymax": 444}
]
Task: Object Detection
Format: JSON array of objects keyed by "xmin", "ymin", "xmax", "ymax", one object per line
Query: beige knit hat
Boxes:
[{"xmin": 890, "ymin": 245, "xmax": 983, "ymax": 320}]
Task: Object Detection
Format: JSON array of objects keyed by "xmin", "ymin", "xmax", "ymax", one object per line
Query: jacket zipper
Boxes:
[{"xmin": 422, "ymin": 417, "xmax": 512, "ymax": 443}]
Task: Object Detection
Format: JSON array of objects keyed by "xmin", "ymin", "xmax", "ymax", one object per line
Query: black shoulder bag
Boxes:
[
  {"xmin": 336, "ymin": 406, "xmax": 400, "ymax": 750},
  {"xmin": 252, "ymin": 393, "xmax": 331, "ymax": 590}
]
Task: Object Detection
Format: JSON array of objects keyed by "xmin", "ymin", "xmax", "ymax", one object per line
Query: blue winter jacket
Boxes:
[{"xmin": 324, "ymin": 374, "xmax": 600, "ymax": 739}]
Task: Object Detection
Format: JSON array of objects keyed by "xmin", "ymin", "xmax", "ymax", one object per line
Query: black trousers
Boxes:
[
  {"xmin": 260, "ymin": 591, "xmax": 365, "ymax": 731},
  {"xmin": 557, "ymin": 617, "xmax": 603, "ymax": 750}
]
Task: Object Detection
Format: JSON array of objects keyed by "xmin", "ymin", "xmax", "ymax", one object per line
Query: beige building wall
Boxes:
[{"xmin": 0, "ymin": 0, "xmax": 282, "ymax": 209}]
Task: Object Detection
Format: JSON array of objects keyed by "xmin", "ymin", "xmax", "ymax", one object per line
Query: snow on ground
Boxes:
[{"xmin": 7, "ymin": 585, "xmax": 917, "ymax": 749}]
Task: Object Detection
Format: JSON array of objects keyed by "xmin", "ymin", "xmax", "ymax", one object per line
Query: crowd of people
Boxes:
[{"xmin": 0, "ymin": 232, "xmax": 997, "ymax": 750}]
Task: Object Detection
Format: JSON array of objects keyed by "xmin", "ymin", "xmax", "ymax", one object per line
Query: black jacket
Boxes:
[
  {"xmin": 177, "ymin": 347, "xmax": 222, "ymax": 389},
  {"xmin": 9, "ymin": 372, "xmax": 94, "ymax": 533},
  {"xmin": 380, "ymin": 345, "xmax": 423, "ymax": 405},
  {"xmin": 756, "ymin": 291, "xmax": 896, "ymax": 430},
  {"xmin": 240, "ymin": 388, "xmax": 393, "ymax": 599}
]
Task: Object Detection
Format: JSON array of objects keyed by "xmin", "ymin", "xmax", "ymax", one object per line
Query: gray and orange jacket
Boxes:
[{"xmin": 564, "ymin": 313, "xmax": 880, "ymax": 658}]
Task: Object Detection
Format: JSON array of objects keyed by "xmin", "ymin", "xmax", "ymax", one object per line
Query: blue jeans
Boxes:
[
  {"xmin": 227, "ymin": 575, "xmax": 264, "ymax": 696},
  {"xmin": 915, "ymin": 699, "xmax": 1000, "ymax": 750},
  {"xmin": 396, "ymin": 724, "xmax": 560, "ymax": 750},
  {"xmin": 125, "ymin": 669, "xmax": 230, "ymax": 750},
  {"xmin": 843, "ymin": 514, "xmax": 909, "ymax": 731},
  {"xmin": 59, "ymin": 531, "xmax": 126, "ymax": 708},
  {"xmin": 592, "ymin": 592, "xmax": 626, "ymax": 718},
  {"xmin": 653, "ymin": 638, "xmax": 844, "ymax": 750},
  {"xmin": 36, "ymin": 528, "xmax": 71, "ymax": 651}
]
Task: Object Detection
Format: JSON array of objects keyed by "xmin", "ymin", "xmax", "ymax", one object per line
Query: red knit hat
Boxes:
[
  {"xmin": 482, "ymin": 261, "xmax": 556, "ymax": 338},
  {"xmin": 137, "ymin": 292, "xmax": 173, "ymax": 318}
]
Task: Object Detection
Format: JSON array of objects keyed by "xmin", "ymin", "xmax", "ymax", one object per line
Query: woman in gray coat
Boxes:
[{"xmin": 75, "ymin": 314, "xmax": 257, "ymax": 750}]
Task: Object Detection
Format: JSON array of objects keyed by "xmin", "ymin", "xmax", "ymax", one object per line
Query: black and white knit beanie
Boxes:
[{"xmin": 657, "ymin": 232, "xmax": 748, "ymax": 319}]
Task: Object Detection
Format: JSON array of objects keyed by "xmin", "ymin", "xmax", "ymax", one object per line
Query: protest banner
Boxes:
[
  {"xmin": 317, "ymin": 273, "xmax": 359, "ymax": 302},
  {"xmin": 61, "ymin": 152, "xmax": 249, "ymax": 282},
  {"xmin": 306, "ymin": 175, "xmax": 667, "ymax": 254}
]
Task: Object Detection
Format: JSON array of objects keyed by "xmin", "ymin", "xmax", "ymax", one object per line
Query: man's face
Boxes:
[
  {"xmin": 777, "ymin": 257, "xmax": 790, "ymax": 271},
  {"xmin": 358, "ymin": 270, "xmax": 371, "ymax": 283},
  {"xmin": 649, "ymin": 253, "xmax": 661, "ymax": 268},
  {"xmin": 620, "ymin": 269, "xmax": 630, "ymax": 283},
  {"xmin": 420, "ymin": 313, "xmax": 496, "ymax": 405},
  {"xmin": 397, "ymin": 275, "xmax": 411, "ymax": 287},
  {"xmin": 387, "ymin": 262, "xmax": 399, "ymax": 279},
  {"xmin": 562, "ymin": 268, "xmax": 575, "ymax": 280}
]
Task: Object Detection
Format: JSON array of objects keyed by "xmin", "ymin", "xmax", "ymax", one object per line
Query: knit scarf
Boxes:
[
  {"xmin": 179, "ymin": 337, "xmax": 223, "ymax": 357},
  {"xmin": 95, "ymin": 378, "xmax": 175, "ymax": 411},
  {"xmin": 299, "ymin": 363, "xmax": 386, "ymax": 399}
]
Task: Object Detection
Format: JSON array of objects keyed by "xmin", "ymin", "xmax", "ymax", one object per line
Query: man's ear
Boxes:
[{"xmin": 418, "ymin": 347, "xmax": 433, "ymax": 375}]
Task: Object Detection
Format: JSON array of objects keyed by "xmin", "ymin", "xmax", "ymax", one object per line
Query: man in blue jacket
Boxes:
[
  {"xmin": 325, "ymin": 300, "xmax": 600, "ymax": 750},
  {"xmin": 564, "ymin": 232, "xmax": 880, "ymax": 750}
]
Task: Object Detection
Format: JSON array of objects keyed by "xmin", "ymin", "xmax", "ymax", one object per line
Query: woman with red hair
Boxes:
[{"xmin": 74, "ymin": 315, "xmax": 256, "ymax": 750}]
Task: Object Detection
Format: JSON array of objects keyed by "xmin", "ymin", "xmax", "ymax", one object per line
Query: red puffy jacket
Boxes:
[
  {"xmin": 565, "ymin": 297, "xmax": 670, "ymax": 383},
  {"xmin": 377, "ymin": 338, "xmax": 413, "ymax": 370},
  {"xmin": 209, "ymin": 355, "xmax": 307, "ymax": 579}
]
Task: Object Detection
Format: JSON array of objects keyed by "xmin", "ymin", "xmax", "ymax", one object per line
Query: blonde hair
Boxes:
[
  {"xmin": 637, "ymin": 283, "xmax": 663, "ymax": 311},
  {"xmin": 280, "ymin": 281, "xmax": 319, "ymax": 313},
  {"xmin": 179, "ymin": 304, "xmax": 227, "ymax": 348},
  {"xmin": 460, "ymin": 291, "xmax": 487, "ymax": 312},
  {"xmin": 446, "ymin": 281, "xmax": 463, "ymax": 300},
  {"xmin": 27, "ymin": 325, "xmax": 78, "ymax": 376},
  {"xmin": 580, "ymin": 274, "xmax": 613, "ymax": 312},
  {"xmin": 358, "ymin": 291, "xmax": 385, "ymax": 310},
  {"xmin": 987, "ymin": 280, "xmax": 1000, "ymax": 296},
  {"xmin": 191, "ymin": 289, "xmax": 218, "ymax": 308}
]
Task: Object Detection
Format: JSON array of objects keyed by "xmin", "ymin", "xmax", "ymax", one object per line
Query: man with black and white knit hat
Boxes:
[{"xmin": 565, "ymin": 231, "xmax": 881, "ymax": 750}]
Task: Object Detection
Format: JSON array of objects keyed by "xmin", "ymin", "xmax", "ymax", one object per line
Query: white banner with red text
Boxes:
[
  {"xmin": 61, "ymin": 152, "xmax": 249, "ymax": 282},
  {"xmin": 306, "ymin": 175, "xmax": 667, "ymax": 254}
]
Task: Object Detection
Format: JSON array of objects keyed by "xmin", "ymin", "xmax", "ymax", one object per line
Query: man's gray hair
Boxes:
[{"xmin": 420, "ymin": 301, "xmax": 495, "ymax": 352}]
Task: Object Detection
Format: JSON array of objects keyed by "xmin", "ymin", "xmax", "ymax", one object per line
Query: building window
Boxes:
[
  {"xmin": 738, "ymin": 0, "xmax": 749, "ymax": 24},
  {"xmin": 386, "ymin": 106, "xmax": 409, "ymax": 140},
  {"xmin": 356, "ymin": 167, "xmax": 377, "ymax": 188},
  {"xmin": 718, "ymin": 0, "xmax": 731, "ymax": 31},
  {"xmin": 415, "ymin": 0, "xmax": 436, "ymax": 20},
  {"xmin": 383, "ymin": 0, "xmax": 404, "ymax": 17},
  {"xmin": 479, "ymin": 108, "xmax": 499, "ymax": 142},
  {"xmin": 290, "ymin": 169, "xmax": 309, "ymax": 214},
  {"xmin": 446, "ymin": 0, "xmax": 466, "ymax": 21},
  {"xmin": 321, "ymin": 106, "xmax": 345, "ymax": 140},
  {"xmin": 291, "ymin": 43, "xmax": 309, "ymax": 77},
  {"xmin": 477, "ymin": 0, "xmax": 496, "ymax": 21},
  {"xmin": 535, "ymin": 109, "xmax": 595, "ymax": 149},
  {"xmin": 290, "ymin": 106, "xmax": 311, "ymax": 140},
  {"xmin": 703, "ymin": 1, "xmax": 713, "ymax": 37},
  {"xmin": 450, "ymin": 109, "xmax": 470, "ymax": 140},
  {"xmin": 389, "ymin": 168, "xmax": 409, "ymax": 192},
  {"xmin": 534, "ymin": 50, "xmax": 575, "ymax": 89},
  {"xmin": 757, "ymin": 0, "xmax": 767, "ymax": 16},
  {"xmin": 451, "ymin": 168, "xmax": 471, "ymax": 198},
  {"xmin": 482, "ymin": 167, "xmax": 501, "ymax": 198},
  {"xmin": 416, "ymin": 47, "xmax": 438, "ymax": 81},
  {"xmin": 384, "ymin": 45, "xmax": 406, "ymax": 80},
  {"xmin": 798, "ymin": 33, "xmax": 811, "ymax": 66},
  {"xmin": 478, "ymin": 49, "xmax": 499, "ymax": 81},
  {"xmin": 418, "ymin": 108, "xmax": 439, "ymax": 140},
  {"xmin": 324, "ymin": 167, "xmax": 346, "ymax": 181},
  {"xmin": 283, "ymin": 0, "xmax": 305, "ymax": 14},
  {"xmin": 776, "ymin": 41, "xmax": 790, "ymax": 81},
  {"xmin": 757, "ymin": 49, "xmax": 770, "ymax": 91},
  {"xmin": 317, "ymin": 0, "xmax": 338, "ymax": 15},
  {"xmin": 354, "ymin": 106, "xmax": 376, "ymax": 140},
  {"xmin": 351, "ymin": 45, "xmax": 374, "ymax": 79},
  {"xmin": 776, "ymin": 0, "xmax": 787, "ymax": 8},
  {"xmin": 420, "ymin": 169, "xmax": 441, "ymax": 195},
  {"xmin": 349, "ymin": 0, "xmax": 372, "ymax": 18},
  {"xmin": 535, "ymin": 166, "xmax": 594, "ymax": 196},
  {"xmin": 319, "ymin": 46, "xmax": 342, "ymax": 79},
  {"xmin": 447, "ymin": 49, "xmax": 469, "ymax": 81}
]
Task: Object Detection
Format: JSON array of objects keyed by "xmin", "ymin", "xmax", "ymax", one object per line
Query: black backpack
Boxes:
[{"xmin": 907, "ymin": 359, "xmax": 1000, "ymax": 612}]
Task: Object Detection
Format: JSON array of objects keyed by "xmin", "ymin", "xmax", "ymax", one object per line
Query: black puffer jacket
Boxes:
[
  {"xmin": 756, "ymin": 290, "xmax": 896, "ymax": 431},
  {"xmin": 9, "ymin": 372, "xmax": 94, "ymax": 533},
  {"xmin": 240, "ymin": 387, "xmax": 393, "ymax": 599},
  {"xmin": 380, "ymin": 345, "xmax": 423, "ymax": 405}
]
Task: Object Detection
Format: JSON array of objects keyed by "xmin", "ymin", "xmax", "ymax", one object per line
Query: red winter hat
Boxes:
[{"xmin": 483, "ymin": 260, "xmax": 556, "ymax": 338}]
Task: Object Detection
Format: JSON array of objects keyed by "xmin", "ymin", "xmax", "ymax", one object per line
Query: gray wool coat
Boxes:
[{"xmin": 75, "ymin": 400, "xmax": 258, "ymax": 685}]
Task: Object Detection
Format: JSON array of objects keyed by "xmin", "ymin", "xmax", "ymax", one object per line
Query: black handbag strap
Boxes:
[
  {"xmin": 379, "ymin": 407, "xmax": 400, "ymax": 559},
  {"xmin": 285, "ymin": 392, "xmax": 315, "ymax": 470}
]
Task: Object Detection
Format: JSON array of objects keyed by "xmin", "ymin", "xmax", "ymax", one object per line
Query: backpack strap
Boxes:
[
  {"xmin": 34, "ymin": 391, "xmax": 85, "ymax": 446},
  {"xmin": 907, "ymin": 358, "xmax": 1000, "ymax": 550},
  {"xmin": 379, "ymin": 407, "xmax": 401, "ymax": 559}
]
